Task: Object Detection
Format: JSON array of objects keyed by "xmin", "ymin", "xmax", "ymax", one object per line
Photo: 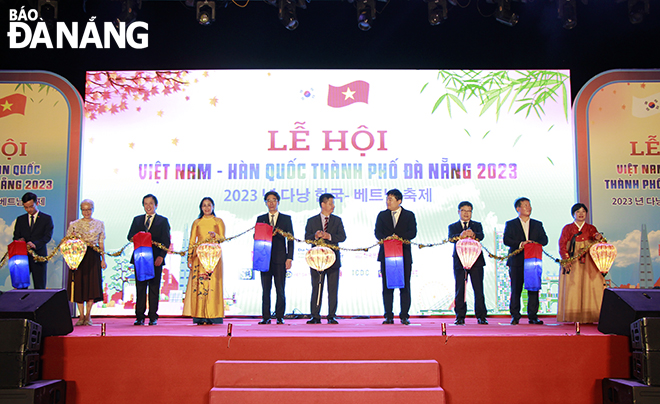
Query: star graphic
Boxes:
[
  {"xmin": 185, "ymin": 96, "xmax": 190, "ymax": 101},
  {"xmin": 129, "ymin": 142, "xmax": 135, "ymax": 149},
  {"xmin": 172, "ymin": 138, "xmax": 179, "ymax": 146},
  {"xmin": 342, "ymin": 87, "xmax": 356, "ymax": 100},
  {"xmin": 210, "ymin": 97, "xmax": 218, "ymax": 106},
  {"xmin": 203, "ymin": 71, "xmax": 209, "ymax": 77},
  {"xmin": 621, "ymin": 104, "xmax": 626, "ymax": 110},
  {"xmin": 157, "ymin": 110, "xmax": 164, "ymax": 117},
  {"xmin": 641, "ymin": 83, "xmax": 646, "ymax": 89},
  {"xmin": 1, "ymin": 100, "xmax": 12, "ymax": 111}
]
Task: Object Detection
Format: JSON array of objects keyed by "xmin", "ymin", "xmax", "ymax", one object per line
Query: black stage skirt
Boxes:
[{"xmin": 71, "ymin": 249, "xmax": 103, "ymax": 303}]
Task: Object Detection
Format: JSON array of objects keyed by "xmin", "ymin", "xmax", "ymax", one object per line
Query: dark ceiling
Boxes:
[{"xmin": 1, "ymin": 0, "xmax": 659, "ymax": 100}]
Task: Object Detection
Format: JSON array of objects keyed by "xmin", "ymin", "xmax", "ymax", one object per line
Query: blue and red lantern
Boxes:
[
  {"xmin": 133, "ymin": 232, "xmax": 155, "ymax": 282},
  {"xmin": 524, "ymin": 243, "xmax": 543, "ymax": 291},
  {"xmin": 253, "ymin": 223, "xmax": 273, "ymax": 272},
  {"xmin": 8, "ymin": 240, "xmax": 30, "ymax": 289},
  {"xmin": 383, "ymin": 239, "xmax": 405, "ymax": 289}
]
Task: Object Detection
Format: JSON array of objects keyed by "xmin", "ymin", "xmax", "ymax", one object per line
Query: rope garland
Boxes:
[{"xmin": 1, "ymin": 226, "xmax": 609, "ymax": 268}]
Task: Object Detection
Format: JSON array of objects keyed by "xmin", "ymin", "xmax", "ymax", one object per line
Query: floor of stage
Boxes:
[
  {"xmin": 41, "ymin": 316, "xmax": 632, "ymax": 404},
  {"xmin": 66, "ymin": 315, "xmax": 603, "ymax": 337}
]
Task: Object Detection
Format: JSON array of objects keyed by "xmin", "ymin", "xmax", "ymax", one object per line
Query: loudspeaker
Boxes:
[
  {"xmin": 0, "ymin": 290, "xmax": 73, "ymax": 337},
  {"xmin": 602, "ymin": 378, "xmax": 660, "ymax": 404},
  {"xmin": 631, "ymin": 318, "xmax": 660, "ymax": 352},
  {"xmin": 0, "ymin": 379, "xmax": 66, "ymax": 404},
  {"xmin": 598, "ymin": 289, "xmax": 660, "ymax": 336},
  {"xmin": 0, "ymin": 319, "xmax": 42, "ymax": 352},
  {"xmin": 632, "ymin": 351, "xmax": 660, "ymax": 386},
  {"xmin": 0, "ymin": 352, "xmax": 40, "ymax": 388}
]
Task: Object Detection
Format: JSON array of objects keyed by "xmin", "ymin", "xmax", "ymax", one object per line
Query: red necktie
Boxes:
[{"xmin": 323, "ymin": 216, "xmax": 328, "ymax": 233}]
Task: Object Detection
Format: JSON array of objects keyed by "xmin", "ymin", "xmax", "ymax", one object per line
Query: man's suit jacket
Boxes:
[
  {"xmin": 375, "ymin": 207, "xmax": 417, "ymax": 264},
  {"xmin": 448, "ymin": 220, "xmax": 486, "ymax": 268},
  {"xmin": 503, "ymin": 217, "xmax": 548, "ymax": 267},
  {"xmin": 256, "ymin": 212, "xmax": 294, "ymax": 265},
  {"xmin": 305, "ymin": 214, "xmax": 346, "ymax": 270},
  {"xmin": 13, "ymin": 211, "xmax": 54, "ymax": 256},
  {"xmin": 127, "ymin": 214, "xmax": 171, "ymax": 265}
]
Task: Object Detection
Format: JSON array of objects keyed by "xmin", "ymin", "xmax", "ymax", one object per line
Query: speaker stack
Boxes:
[
  {"xmin": 600, "ymin": 289, "xmax": 660, "ymax": 404},
  {"xmin": 0, "ymin": 291, "xmax": 69, "ymax": 403}
]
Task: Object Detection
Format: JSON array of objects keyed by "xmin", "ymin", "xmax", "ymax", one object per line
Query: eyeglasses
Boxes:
[
  {"xmin": 460, "ymin": 209, "xmax": 472, "ymax": 213},
  {"xmin": 266, "ymin": 199, "xmax": 278, "ymax": 203}
]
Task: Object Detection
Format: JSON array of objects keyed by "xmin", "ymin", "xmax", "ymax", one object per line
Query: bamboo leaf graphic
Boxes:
[
  {"xmin": 420, "ymin": 82, "xmax": 429, "ymax": 93},
  {"xmin": 464, "ymin": 129, "xmax": 471, "ymax": 137},
  {"xmin": 482, "ymin": 130, "xmax": 491, "ymax": 139},
  {"xmin": 513, "ymin": 134, "xmax": 523, "ymax": 147},
  {"xmin": 547, "ymin": 157, "xmax": 555, "ymax": 165}
]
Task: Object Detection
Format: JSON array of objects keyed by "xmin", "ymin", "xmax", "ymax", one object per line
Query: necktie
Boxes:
[
  {"xmin": 323, "ymin": 216, "xmax": 329, "ymax": 233},
  {"xmin": 30, "ymin": 215, "xmax": 34, "ymax": 228},
  {"xmin": 463, "ymin": 222, "xmax": 468, "ymax": 230},
  {"xmin": 145, "ymin": 215, "xmax": 152, "ymax": 231},
  {"xmin": 270, "ymin": 214, "xmax": 275, "ymax": 226},
  {"xmin": 392, "ymin": 211, "xmax": 397, "ymax": 227}
]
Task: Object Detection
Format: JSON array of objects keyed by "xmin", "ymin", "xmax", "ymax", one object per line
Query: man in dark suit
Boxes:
[
  {"xmin": 304, "ymin": 193, "xmax": 346, "ymax": 324},
  {"xmin": 503, "ymin": 197, "xmax": 548, "ymax": 325},
  {"xmin": 375, "ymin": 189, "xmax": 417, "ymax": 325},
  {"xmin": 448, "ymin": 201, "xmax": 487, "ymax": 325},
  {"xmin": 13, "ymin": 192, "xmax": 54, "ymax": 289},
  {"xmin": 127, "ymin": 194, "xmax": 171, "ymax": 326},
  {"xmin": 255, "ymin": 191, "xmax": 294, "ymax": 325}
]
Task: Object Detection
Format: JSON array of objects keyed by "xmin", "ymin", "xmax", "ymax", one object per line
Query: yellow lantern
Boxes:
[
  {"xmin": 305, "ymin": 246, "xmax": 336, "ymax": 271},
  {"xmin": 60, "ymin": 238, "xmax": 87, "ymax": 270},
  {"xmin": 196, "ymin": 243, "xmax": 222, "ymax": 274},
  {"xmin": 456, "ymin": 238, "xmax": 482, "ymax": 270},
  {"xmin": 589, "ymin": 242, "xmax": 617, "ymax": 275}
]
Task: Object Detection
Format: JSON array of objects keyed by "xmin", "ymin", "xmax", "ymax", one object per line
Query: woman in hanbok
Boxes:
[
  {"xmin": 183, "ymin": 197, "xmax": 225, "ymax": 324},
  {"xmin": 557, "ymin": 203, "xmax": 604, "ymax": 323},
  {"xmin": 67, "ymin": 199, "xmax": 106, "ymax": 326}
]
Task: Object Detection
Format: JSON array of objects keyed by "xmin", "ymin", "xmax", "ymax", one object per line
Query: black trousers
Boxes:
[
  {"xmin": 310, "ymin": 267, "xmax": 339, "ymax": 320},
  {"xmin": 135, "ymin": 266, "xmax": 162, "ymax": 321},
  {"xmin": 509, "ymin": 265, "xmax": 539, "ymax": 320},
  {"xmin": 261, "ymin": 262, "xmax": 287, "ymax": 320},
  {"xmin": 381, "ymin": 261, "xmax": 412, "ymax": 320},
  {"xmin": 454, "ymin": 264, "xmax": 487, "ymax": 319},
  {"xmin": 28, "ymin": 257, "xmax": 47, "ymax": 289}
]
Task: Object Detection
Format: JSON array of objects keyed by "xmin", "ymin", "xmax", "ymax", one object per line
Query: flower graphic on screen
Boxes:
[{"xmin": 84, "ymin": 71, "xmax": 189, "ymax": 120}]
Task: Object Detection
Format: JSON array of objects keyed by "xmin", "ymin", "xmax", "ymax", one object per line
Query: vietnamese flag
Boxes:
[
  {"xmin": 327, "ymin": 80, "xmax": 369, "ymax": 108},
  {"xmin": 383, "ymin": 239, "xmax": 405, "ymax": 289},
  {"xmin": 523, "ymin": 243, "xmax": 543, "ymax": 291},
  {"xmin": 0, "ymin": 94, "xmax": 27, "ymax": 118}
]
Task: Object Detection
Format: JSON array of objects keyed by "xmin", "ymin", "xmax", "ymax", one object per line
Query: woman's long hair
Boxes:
[{"xmin": 198, "ymin": 197, "xmax": 216, "ymax": 219}]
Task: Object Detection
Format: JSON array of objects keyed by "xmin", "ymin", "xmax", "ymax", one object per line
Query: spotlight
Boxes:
[
  {"xmin": 426, "ymin": 0, "xmax": 447, "ymax": 26},
  {"xmin": 37, "ymin": 0, "xmax": 57, "ymax": 30},
  {"xmin": 115, "ymin": 0, "xmax": 140, "ymax": 28},
  {"xmin": 196, "ymin": 1, "xmax": 215, "ymax": 25},
  {"xmin": 557, "ymin": 0, "xmax": 577, "ymax": 29},
  {"xmin": 278, "ymin": 0, "xmax": 299, "ymax": 31},
  {"xmin": 494, "ymin": 0, "xmax": 518, "ymax": 26},
  {"xmin": 357, "ymin": 0, "xmax": 376, "ymax": 31},
  {"xmin": 628, "ymin": 0, "xmax": 649, "ymax": 24}
]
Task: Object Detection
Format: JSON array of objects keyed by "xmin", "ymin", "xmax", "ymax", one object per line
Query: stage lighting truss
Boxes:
[
  {"xmin": 557, "ymin": 0, "xmax": 577, "ymax": 29},
  {"xmin": 37, "ymin": 0, "xmax": 58, "ymax": 30},
  {"xmin": 627, "ymin": 0, "xmax": 649, "ymax": 24},
  {"xmin": 264, "ymin": 0, "xmax": 307, "ymax": 31},
  {"xmin": 426, "ymin": 0, "xmax": 448, "ymax": 26},
  {"xmin": 197, "ymin": 0, "xmax": 216, "ymax": 25},
  {"xmin": 356, "ymin": 0, "xmax": 377, "ymax": 31}
]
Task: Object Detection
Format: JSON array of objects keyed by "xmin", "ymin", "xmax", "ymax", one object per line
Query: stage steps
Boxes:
[{"xmin": 209, "ymin": 359, "xmax": 445, "ymax": 404}]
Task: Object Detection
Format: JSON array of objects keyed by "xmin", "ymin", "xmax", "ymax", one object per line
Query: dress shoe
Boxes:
[
  {"xmin": 148, "ymin": 319, "xmax": 157, "ymax": 326},
  {"xmin": 306, "ymin": 318, "xmax": 321, "ymax": 324},
  {"xmin": 528, "ymin": 319, "xmax": 544, "ymax": 325},
  {"xmin": 401, "ymin": 318, "xmax": 411, "ymax": 325},
  {"xmin": 382, "ymin": 319, "xmax": 394, "ymax": 324},
  {"xmin": 134, "ymin": 319, "xmax": 144, "ymax": 326},
  {"xmin": 510, "ymin": 318, "xmax": 520, "ymax": 325},
  {"xmin": 477, "ymin": 318, "xmax": 488, "ymax": 325},
  {"xmin": 258, "ymin": 319, "xmax": 271, "ymax": 324},
  {"xmin": 454, "ymin": 318, "xmax": 465, "ymax": 325},
  {"xmin": 276, "ymin": 319, "xmax": 284, "ymax": 324},
  {"xmin": 327, "ymin": 318, "xmax": 339, "ymax": 324}
]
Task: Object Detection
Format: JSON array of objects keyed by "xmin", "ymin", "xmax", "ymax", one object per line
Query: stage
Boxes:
[{"xmin": 41, "ymin": 316, "xmax": 631, "ymax": 404}]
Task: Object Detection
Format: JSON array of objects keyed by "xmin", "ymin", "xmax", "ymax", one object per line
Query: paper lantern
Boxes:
[
  {"xmin": 456, "ymin": 238, "xmax": 482, "ymax": 270},
  {"xmin": 197, "ymin": 243, "xmax": 222, "ymax": 274},
  {"xmin": 589, "ymin": 242, "xmax": 617, "ymax": 275},
  {"xmin": 8, "ymin": 240, "xmax": 30, "ymax": 289},
  {"xmin": 133, "ymin": 231, "xmax": 155, "ymax": 282},
  {"xmin": 305, "ymin": 246, "xmax": 336, "ymax": 271},
  {"xmin": 253, "ymin": 223, "xmax": 273, "ymax": 272},
  {"xmin": 383, "ymin": 239, "xmax": 404, "ymax": 289},
  {"xmin": 60, "ymin": 238, "xmax": 87, "ymax": 270}
]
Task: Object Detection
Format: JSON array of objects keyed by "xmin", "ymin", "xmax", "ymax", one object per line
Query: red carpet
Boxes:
[{"xmin": 40, "ymin": 317, "xmax": 631, "ymax": 404}]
